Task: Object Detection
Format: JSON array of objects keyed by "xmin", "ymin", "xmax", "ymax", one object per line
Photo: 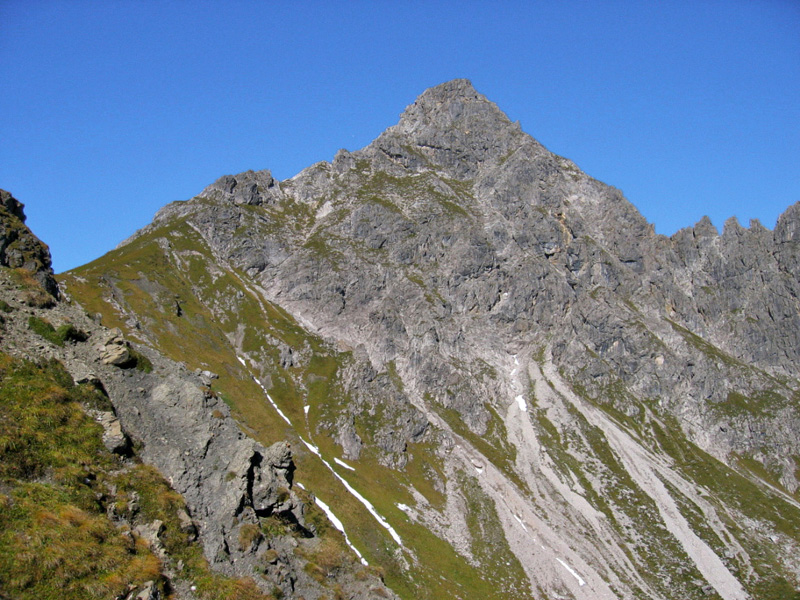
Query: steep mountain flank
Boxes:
[
  {"xmin": 0, "ymin": 196, "xmax": 395, "ymax": 600},
  {"xmin": 60, "ymin": 80, "xmax": 800, "ymax": 600}
]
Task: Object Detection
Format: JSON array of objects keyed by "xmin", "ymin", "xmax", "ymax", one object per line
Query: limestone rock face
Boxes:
[
  {"xmin": 141, "ymin": 79, "xmax": 799, "ymax": 474},
  {"xmin": 101, "ymin": 342, "xmax": 131, "ymax": 365}
]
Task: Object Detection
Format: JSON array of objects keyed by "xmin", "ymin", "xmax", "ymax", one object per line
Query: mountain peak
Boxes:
[
  {"xmin": 369, "ymin": 79, "xmax": 522, "ymax": 178},
  {"xmin": 414, "ymin": 78, "xmax": 480, "ymax": 104},
  {"xmin": 394, "ymin": 78, "xmax": 512, "ymax": 136}
]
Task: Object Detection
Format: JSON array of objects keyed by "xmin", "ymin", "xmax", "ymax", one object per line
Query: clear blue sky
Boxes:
[{"xmin": 1, "ymin": 1, "xmax": 798, "ymax": 273}]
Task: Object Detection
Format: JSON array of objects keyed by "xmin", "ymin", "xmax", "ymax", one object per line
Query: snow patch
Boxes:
[
  {"xmin": 329, "ymin": 467, "xmax": 403, "ymax": 546},
  {"xmin": 252, "ymin": 376, "xmax": 292, "ymax": 425},
  {"xmin": 334, "ymin": 457, "xmax": 356, "ymax": 471},
  {"xmin": 299, "ymin": 436, "xmax": 320, "ymax": 457},
  {"xmin": 556, "ymin": 558, "xmax": 586, "ymax": 586},
  {"xmin": 314, "ymin": 496, "xmax": 368, "ymax": 566},
  {"xmin": 515, "ymin": 394, "xmax": 527, "ymax": 412},
  {"xmin": 512, "ymin": 513, "xmax": 528, "ymax": 531},
  {"xmin": 304, "ymin": 405, "xmax": 310, "ymax": 414},
  {"xmin": 238, "ymin": 356, "xmax": 294, "ymax": 425}
]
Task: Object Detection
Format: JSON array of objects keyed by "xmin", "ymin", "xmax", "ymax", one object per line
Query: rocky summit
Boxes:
[{"xmin": 3, "ymin": 80, "xmax": 800, "ymax": 600}]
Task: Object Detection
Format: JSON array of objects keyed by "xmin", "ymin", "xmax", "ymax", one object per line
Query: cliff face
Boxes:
[{"xmin": 25, "ymin": 80, "xmax": 800, "ymax": 599}]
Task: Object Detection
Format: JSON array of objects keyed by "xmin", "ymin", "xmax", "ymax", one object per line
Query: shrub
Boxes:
[
  {"xmin": 56, "ymin": 323, "xmax": 89, "ymax": 343},
  {"xmin": 27, "ymin": 316, "xmax": 87, "ymax": 347},
  {"xmin": 27, "ymin": 315, "xmax": 63, "ymax": 346},
  {"xmin": 128, "ymin": 347, "xmax": 154, "ymax": 373}
]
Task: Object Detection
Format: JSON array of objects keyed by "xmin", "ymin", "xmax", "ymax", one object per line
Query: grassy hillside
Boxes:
[{"xmin": 0, "ymin": 350, "xmax": 272, "ymax": 600}]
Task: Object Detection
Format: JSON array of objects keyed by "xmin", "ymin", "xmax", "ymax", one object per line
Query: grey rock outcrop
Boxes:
[
  {"xmin": 101, "ymin": 343, "xmax": 131, "ymax": 366},
  {"xmin": 89, "ymin": 408, "xmax": 132, "ymax": 454},
  {"xmin": 200, "ymin": 170, "xmax": 285, "ymax": 206},
  {"xmin": 0, "ymin": 189, "xmax": 59, "ymax": 297}
]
